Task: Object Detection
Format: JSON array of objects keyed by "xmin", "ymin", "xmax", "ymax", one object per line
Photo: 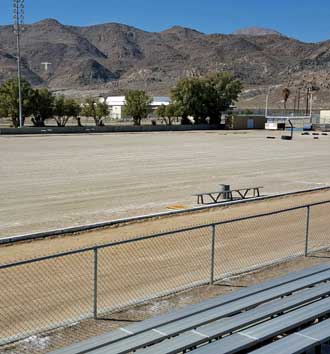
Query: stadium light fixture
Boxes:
[{"xmin": 13, "ymin": 0, "xmax": 25, "ymax": 128}]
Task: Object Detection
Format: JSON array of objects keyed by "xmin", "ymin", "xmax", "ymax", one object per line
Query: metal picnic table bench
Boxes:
[{"xmin": 194, "ymin": 186, "xmax": 263, "ymax": 205}]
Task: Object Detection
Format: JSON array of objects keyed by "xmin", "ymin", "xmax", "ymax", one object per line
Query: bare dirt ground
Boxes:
[{"xmin": 1, "ymin": 130, "xmax": 330, "ymax": 239}]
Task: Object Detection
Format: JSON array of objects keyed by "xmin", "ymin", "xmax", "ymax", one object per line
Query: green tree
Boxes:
[
  {"xmin": 31, "ymin": 88, "xmax": 55, "ymax": 127},
  {"xmin": 156, "ymin": 104, "xmax": 166, "ymax": 120},
  {"xmin": 123, "ymin": 90, "xmax": 152, "ymax": 125},
  {"xmin": 156, "ymin": 104, "xmax": 168, "ymax": 124},
  {"xmin": 156, "ymin": 104, "xmax": 179, "ymax": 125},
  {"xmin": 65, "ymin": 98, "xmax": 81, "ymax": 126},
  {"xmin": 53, "ymin": 96, "xmax": 65, "ymax": 127},
  {"xmin": 282, "ymin": 88, "xmax": 290, "ymax": 111},
  {"xmin": 171, "ymin": 72, "xmax": 242, "ymax": 125},
  {"xmin": 166, "ymin": 103, "xmax": 180, "ymax": 125},
  {"xmin": 171, "ymin": 77, "xmax": 208, "ymax": 124},
  {"xmin": 81, "ymin": 98, "xmax": 109, "ymax": 127},
  {"xmin": 204, "ymin": 72, "xmax": 242, "ymax": 124},
  {"xmin": 53, "ymin": 96, "xmax": 80, "ymax": 127},
  {"xmin": 0, "ymin": 79, "xmax": 34, "ymax": 127}
]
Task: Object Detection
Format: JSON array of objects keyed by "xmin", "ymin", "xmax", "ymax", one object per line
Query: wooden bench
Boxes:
[{"xmin": 194, "ymin": 186, "xmax": 263, "ymax": 205}]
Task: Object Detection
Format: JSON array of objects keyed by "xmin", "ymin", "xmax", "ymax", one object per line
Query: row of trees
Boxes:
[
  {"xmin": 0, "ymin": 79, "xmax": 109, "ymax": 127},
  {"xmin": 0, "ymin": 72, "xmax": 242, "ymax": 127}
]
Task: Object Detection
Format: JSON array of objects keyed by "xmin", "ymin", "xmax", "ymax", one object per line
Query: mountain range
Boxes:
[{"xmin": 1, "ymin": 19, "xmax": 330, "ymax": 108}]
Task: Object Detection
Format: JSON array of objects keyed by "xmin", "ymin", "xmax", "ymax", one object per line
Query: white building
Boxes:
[
  {"xmin": 100, "ymin": 96, "xmax": 171, "ymax": 120},
  {"xmin": 320, "ymin": 110, "xmax": 330, "ymax": 125},
  {"xmin": 150, "ymin": 97, "xmax": 170, "ymax": 108}
]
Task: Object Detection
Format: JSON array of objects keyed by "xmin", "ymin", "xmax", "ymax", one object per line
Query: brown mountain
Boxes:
[{"xmin": 1, "ymin": 19, "xmax": 330, "ymax": 107}]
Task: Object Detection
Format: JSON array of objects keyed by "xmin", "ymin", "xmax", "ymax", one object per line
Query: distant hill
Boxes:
[
  {"xmin": 1, "ymin": 19, "xmax": 330, "ymax": 107},
  {"xmin": 233, "ymin": 26, "xmax": 283, "ymax": 36}
]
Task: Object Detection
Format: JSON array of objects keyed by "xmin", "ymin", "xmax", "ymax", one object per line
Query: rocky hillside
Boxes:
[{"xmin": 1, "ymin": 19, "xmax": 330, "ymax": 107}]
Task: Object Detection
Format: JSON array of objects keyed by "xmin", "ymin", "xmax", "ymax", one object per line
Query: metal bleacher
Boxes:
[
  {"xmin": 248, "ymin": 319, "xmax": 330, "ymax": 353},
  {"xmin": 51, "ymin": 263, "xmax": 330, "ymax": 354}
]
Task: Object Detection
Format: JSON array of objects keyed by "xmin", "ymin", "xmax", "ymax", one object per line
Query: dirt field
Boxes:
[{"xmin": 1, "ymin": 130, "xmax": 330, "ymax": 239}]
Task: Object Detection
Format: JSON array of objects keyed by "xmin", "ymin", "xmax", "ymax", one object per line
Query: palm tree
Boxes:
[{"xmin": 282, "ymin": 88, "xmax": 291, "ymax": 111}]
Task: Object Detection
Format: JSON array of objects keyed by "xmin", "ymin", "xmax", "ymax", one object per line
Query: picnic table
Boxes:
[{"xmin": 194, "ymin": 186, "xmax": 263, "ymax": 205}]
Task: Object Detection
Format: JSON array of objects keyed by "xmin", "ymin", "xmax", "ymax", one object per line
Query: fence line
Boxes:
[
  {"xmin": 0, "ymin": 200, "xmax": 330, "ymax": 346},
  {"xmin": 2, "ymin": 199, "xmax": 329, "ymax": 271},
  {"xmin": 2, "ymin": 186, "xmax": 329, "ymax": 246}
]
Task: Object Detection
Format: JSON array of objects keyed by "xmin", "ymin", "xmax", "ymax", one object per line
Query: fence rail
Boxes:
[{"xmin": 1, "ymin": 200, "xmax": 330, "ymax": 346}]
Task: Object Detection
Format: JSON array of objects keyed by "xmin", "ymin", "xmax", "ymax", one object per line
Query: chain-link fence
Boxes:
[{"xmin": 0, "ymin": 200, "xmax": 329, "ymax": 347}]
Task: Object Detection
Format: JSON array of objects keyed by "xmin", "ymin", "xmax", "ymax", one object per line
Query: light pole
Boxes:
[
  {"xmin": 13, "ymin": 0, "xmax": 24, "ymax": 128},
  {"xmin": 265, "ymin": 88, "xmax": 271, "ymax": 118}
]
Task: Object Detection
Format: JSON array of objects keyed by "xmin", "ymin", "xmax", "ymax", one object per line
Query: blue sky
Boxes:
[{"xmin": 2, "ymin": 0, "xmax": 330, "ymax": 42}]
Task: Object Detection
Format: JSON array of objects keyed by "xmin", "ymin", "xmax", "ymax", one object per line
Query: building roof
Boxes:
[
  {"xmin": 105, "ymin": 96, "xmax": 126, "ymax": 106},
  {"xmin": 103, "ymin": 96, "xmax": 170, "ymax": 107},
  {"xmin": 150, "ymin": 97, "xmax": 170, "ymax": 106}
]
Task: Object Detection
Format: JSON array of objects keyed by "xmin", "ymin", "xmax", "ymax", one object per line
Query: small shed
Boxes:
[{"xmin": 226, "ymin": 115, "xmax": 266, "ymax": 130}]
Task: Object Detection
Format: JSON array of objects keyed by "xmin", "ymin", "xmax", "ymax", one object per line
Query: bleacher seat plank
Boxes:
[{"xmin": 249, "ymin": 318, "xmax": 330, "ymax": 354}]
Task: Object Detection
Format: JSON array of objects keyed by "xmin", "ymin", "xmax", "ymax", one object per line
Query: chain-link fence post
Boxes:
[
  {"xmin": 305, "ymin": 206, "xmax": 311, "ymax": 257},
  {"xmin": 93, "ymin": 248, "xmax": 98, "ymax": 319},
  {"xmin": 210, "ymin": 224, "xmax": 216, "ymax": 285}
]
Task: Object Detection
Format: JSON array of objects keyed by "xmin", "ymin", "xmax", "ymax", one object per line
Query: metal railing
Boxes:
[{"xmin": 0, "ymin": 200, "xmax": 330, "ymax": 346}]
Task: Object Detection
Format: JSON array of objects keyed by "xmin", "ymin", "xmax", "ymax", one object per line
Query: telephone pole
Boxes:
[{"xmin": 13, "ymin": 0, "xmax": 25, "ymax": 128}]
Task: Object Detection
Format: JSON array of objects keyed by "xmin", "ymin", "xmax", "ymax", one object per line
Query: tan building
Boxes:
[{"xmin": 226, "ymin": 115, "xmax": 267, "ymax": 130}]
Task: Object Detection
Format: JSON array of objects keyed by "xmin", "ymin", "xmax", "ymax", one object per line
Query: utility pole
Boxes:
[
  {"xmin": 265, "ymin": 88, "xmax": 271, "ymax": 117},
  {"xmin": 297, "ymin": 88, "xmax": 301, "ymax": 113},
  {"xmin": 309, "ymin": 92, "xmax": 314, "ymax": 124},
  {"xmin": 305, "ymin": 87, "xmax": 310, "ymax": 117},
  {"xmin": 13, "ymin": 0, "xmax": 25, "ymax": 128},
  {"xmin": 41, "ymin": 62, "xmax": 52, "ymax": 73}
]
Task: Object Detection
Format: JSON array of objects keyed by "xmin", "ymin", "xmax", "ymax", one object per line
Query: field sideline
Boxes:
[{"xmin": 1, "ymin": 188, "xmax": 330, "ymax": 263}]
